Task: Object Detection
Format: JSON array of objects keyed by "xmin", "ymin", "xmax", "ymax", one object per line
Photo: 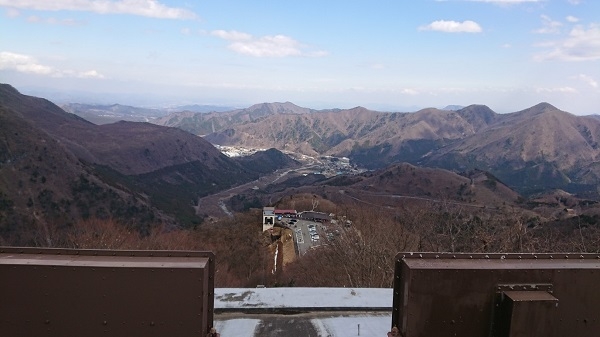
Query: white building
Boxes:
[{"xmin": 262, "ymin": 207, "xmax": 275, "ymax": 232}]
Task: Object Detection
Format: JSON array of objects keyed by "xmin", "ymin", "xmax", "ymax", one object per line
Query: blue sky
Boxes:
[{"xmin": 1, "ymin": 0, "xmax": 599, "ymax": 114}]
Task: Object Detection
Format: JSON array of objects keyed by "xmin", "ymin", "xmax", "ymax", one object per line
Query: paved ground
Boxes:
[
  {"xmin": 254, "ymin": 314, "xmax": 320, "ymax": 337},
  {"xmin": 291, "ymin": 219, "xmax": 320, "ymax": 256},
  {"xmin": 215, "ymin": 311, "xmax": 392, "ymax": 337}
]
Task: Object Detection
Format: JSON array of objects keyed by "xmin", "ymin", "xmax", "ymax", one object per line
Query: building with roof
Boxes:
[
  {"xmin": 262, "ymin": 207, "xmax": 275, "ymax": 232},
  {"xmin": 299, "ymin": 211, "xmax": 330, "ymax": 223},
  {"xmin": 274, "ymin": 209, "xmax": 297, "ymax": 217}
]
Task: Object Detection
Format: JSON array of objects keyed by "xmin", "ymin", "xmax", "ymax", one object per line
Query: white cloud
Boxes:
[
  {"xmin": 567, "ymin": 0, "xmax": 581, "ymax": 4},
  {"xmin": 535, "ymin": 24, "xmax": 600, "ymax": 61},
  {"xmin": 535, "ymin": 86, "xmax": 578, "ymax": 93},
  {"xmin": 0, "ymin": 51, "xmax": 105, "ymax": 78},
  {"xmin": 574, "ymin": 74, "xmax": 598, "ymax": 88},
  {"xmin": 534, "ymin": 15, "xmax": 563, "ymax": 34},
  {"xmin": 211, "ymin": 30, "xmax": 328, "ymax": 58},
  {"xmin": 77, "ymin": 69, "xmax": 105, "ymax": 79},
  {"xmin": 212, "ymin": 30, "xmax": 252, "ymax": 41},
  {"xmin": 231, "ymin": 35, "xmax": 302, "ymax": 57},
  {"xmin": 419, "ymin": 20, "xmax": 482, "ymax": 33},
  {"xmin": 401, "ymin": 88, "xmax": 420, "ymax": 95},
  {"xmin": 5, "ymin": 8, "xmax": 20, "ymax": 17},
  {"xmin": 0, "ymin": 52, "xmax": 54, "ymax": 75},
  {"xmin": 0, "ymin": 0, "xmax": 196, "ymax": 20},
  {"xmin": 566, "ymin": 15, "xmax": 579, "ymax": 23}
]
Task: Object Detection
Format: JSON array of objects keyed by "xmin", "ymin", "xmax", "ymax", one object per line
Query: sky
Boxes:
[{"xmin": 1, "ymin": 0, "xmax": 599, "ymax": 114}]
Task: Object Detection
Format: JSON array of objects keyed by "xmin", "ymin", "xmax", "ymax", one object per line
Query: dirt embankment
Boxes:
[{"xmin": 266, "ymin": 228, "xmax": 296, "ymax": 276}]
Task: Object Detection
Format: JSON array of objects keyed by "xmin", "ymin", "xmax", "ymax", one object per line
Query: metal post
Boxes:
[{"xmin": 358, "ymin": 323, "xmax": 360, "ymax": 336}]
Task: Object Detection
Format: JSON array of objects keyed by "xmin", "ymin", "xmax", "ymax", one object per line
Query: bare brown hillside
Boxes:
[
  {"xmin": 0, "ymin": 84, "xmax": 301, "ymax": 239},
  {"xmin": 218, "ymin": 162, "xmax": 523, "ymax": 220},
  {"xmin": 201, "ymin": 105, "xmax": 492, "ymax": 158},
  {"xmin": 0, "ymin": 84, "xmax": 233, "ymax": 176},
  {"xmin": 438, "ymin": 103, "xmax": 600, "ymax": 170},
  {"xmin": 423, "ymin": 103, "xmax": 600, "ymax": 195},
  {"xmin": 0, "ymin": 86, "xmax": 167, "ymax": 245},
  {"xmin": 157, "ymin": 102, "xmax": 313, "ymax": 136}
]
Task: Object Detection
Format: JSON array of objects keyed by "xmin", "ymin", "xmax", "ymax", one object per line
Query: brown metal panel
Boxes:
[
  {"xmin": 392, "ymin": 257, "xmax": 412, "ymax": 334},
  {"xmin": 393, "ymin": 252, "xmax": 600, "ymax": 337},
  {"xmin": 0, "ymin": 247, "xmax": 215, "ymax": 337},
  {"xmin": 496, "ymin": 291, "xmax": 558, "ymax": 337}
]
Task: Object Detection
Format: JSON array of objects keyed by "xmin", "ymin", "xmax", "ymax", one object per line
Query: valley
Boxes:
[{"xmin": 198, "ymin": 148, "xmax": 363, "ymax": 219}]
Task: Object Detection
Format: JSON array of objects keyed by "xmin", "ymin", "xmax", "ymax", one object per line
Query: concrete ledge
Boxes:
[
  {"xmin": 215, "ymin": 307, "xmax": 392, "ymax": 314},
  {"xmin": 215, "ymin": 287, "xmax": 393, "ymax": 312}
]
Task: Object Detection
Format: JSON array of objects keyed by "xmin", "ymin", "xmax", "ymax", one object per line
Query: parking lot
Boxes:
[{"xmin": 286, "ymin": 218, "xmax": 330, "ymax": 256}]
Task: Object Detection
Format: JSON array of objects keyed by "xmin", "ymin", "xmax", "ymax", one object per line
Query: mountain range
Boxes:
[
  {"xmin": 4, "ymin": 82, "xmax": 600, "ymax": 246},
  {"xmin": 157, "ymin": 102, "xmax": 600, "ymax": 197}
]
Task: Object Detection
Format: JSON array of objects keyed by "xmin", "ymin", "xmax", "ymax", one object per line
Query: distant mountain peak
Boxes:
[
  {"xmin": 531, "ymin": 102, "xmax": 558, "ymax": 111},
  {"xmin": 348, "ymin": 106, "xmax": 371, "ymax": 113},
  {"xmin": 442, "ymin": 105, "xmax": 465, "ymax": 111},
  {"xmin": 252, "ymin": 101, "xmax": 302, "ymax": 108},
  {"xmin": 243, "ymin": 102, "xmax": 312, "ymax": 116},
  {"xmin": 461, "ymin": 104, "xmax": 492, "ymax": 110},
  {"xmin": 513, "ymin": 102, "xmax": 563, "ymax": 118},
  {"xmin": 455, "ymin": 104, "xmax": 497, "ymax": 129}
]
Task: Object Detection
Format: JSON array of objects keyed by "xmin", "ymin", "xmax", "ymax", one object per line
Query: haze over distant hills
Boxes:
[{"xmin": 61, "ymin": 103, "xmax": 236, "ymax": 125}]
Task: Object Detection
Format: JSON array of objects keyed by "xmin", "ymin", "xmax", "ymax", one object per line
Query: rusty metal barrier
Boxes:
[
  {"xmin": 0, "ymin": 247, "xmax": 215, "ymax": 336},
  {"xmin": 392, "ymin": 252, "xmax": 600, "ymax": 337}
]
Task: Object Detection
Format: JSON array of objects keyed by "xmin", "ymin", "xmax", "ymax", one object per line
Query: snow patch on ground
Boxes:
[
  {"xmin": 314, "ymin": 315, "xmax": 391, "ymax": 337},
  {"xmin": 311, "ymin": 317, "xmax": 333, "ymax": 336},
  {"xmin": 215, "ymin": 288, "xmax": 393, "ymax": 309},
  {"xmin": 272, "ymin": 244, "xmax": 278, "ymax": 274},
  {"xmin": 214, "ymin": 318, "xmax": 260, "ymax": 337}
]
